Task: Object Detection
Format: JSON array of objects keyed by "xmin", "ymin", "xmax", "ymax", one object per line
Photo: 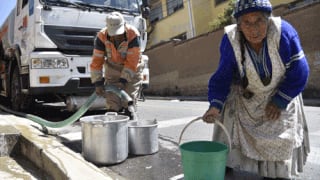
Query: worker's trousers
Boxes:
[{"xmin": 103, "ymin": 62, "xmax": 142, "ymax": 112}]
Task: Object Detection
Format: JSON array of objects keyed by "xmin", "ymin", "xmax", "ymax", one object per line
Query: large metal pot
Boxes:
[
  {"xmin": 128, "ymin": 119, "xmax": 159, "ymax": 155},
  {"xmin": 80, "ymin": 113, "xmax": 129, "ymax": 164}
]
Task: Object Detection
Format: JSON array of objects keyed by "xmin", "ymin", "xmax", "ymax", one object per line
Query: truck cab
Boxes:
[{"xmin": 0, "ymin": 0, "xmax": 149, "ymax": 111}]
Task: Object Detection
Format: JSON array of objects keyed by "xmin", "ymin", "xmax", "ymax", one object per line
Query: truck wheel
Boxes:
[{"xmin": 10, "ymin": 67, "xmax": 33, "ymax": 111}]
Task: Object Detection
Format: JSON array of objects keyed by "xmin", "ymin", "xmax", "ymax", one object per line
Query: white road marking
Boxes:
[
  {"xmin": 310, "ymin": 130, "xmax": 320, "ymax": 136},
  {"xmin": 169, "ymin": 174, "xmax": 184, "ymax": 180},
  {"xmin": 308, "ymin": 146, "xmax": 320, "ymax": 165},
  {"xmin": 157, "ymin": 116, "xmax": 200, "ymax": 128}
]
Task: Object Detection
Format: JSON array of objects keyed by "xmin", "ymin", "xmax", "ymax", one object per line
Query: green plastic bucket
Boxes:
[
  {"xmin": 178, "ymin": 117, "xmax": 231, "ymax": 180},
  {"xmin": 180, "ymin": 141, "xmax": 228, "ymax": 180}
]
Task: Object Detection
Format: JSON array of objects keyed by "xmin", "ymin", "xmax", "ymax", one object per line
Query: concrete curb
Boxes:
[
  {"xmin": 1, "ymin": 114, "xmax": 126, "ymax": 180},
  {"xmin": 0, "ymin": 125, "xmax": 20, "ymax": 156}
]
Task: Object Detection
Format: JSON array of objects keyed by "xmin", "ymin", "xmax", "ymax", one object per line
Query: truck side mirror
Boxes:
[
  {"xmin": 141, "ymin": 0, "xmax": 150, "ymax": 18},
  {"xmin": 142, "ymin": 6, "xmax": 150, "ymax": 19}
]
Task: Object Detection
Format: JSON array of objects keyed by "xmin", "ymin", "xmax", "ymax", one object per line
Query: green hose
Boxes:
[
  {"xmin": 26, "ymin": 92, "xmax": 97, "ymax": 128},
  {"xmin": 0, "ymin": 85, "xmax": 132, "ymax": 130}
]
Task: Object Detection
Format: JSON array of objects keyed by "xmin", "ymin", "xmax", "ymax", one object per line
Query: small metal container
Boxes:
[
  {"xmin": 128, "ymin": 119, "xmax": 159, "ymax": 155},
  {"xmin": 80, "ymin": 113, "xmax": 129, "ymax": 165}
]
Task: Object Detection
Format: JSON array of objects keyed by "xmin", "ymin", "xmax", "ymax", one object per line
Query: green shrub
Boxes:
[{"xmin": 209, "ymin": 0, "xmax": 235, "ymax": 31}]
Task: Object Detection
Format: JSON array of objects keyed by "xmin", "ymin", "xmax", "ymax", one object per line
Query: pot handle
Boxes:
[
  {"xmin": 105, "ymin": 112, "xmax": 118, "ymax": 116},
  {"xmin": 178, "ymin": 116, "xmax": 232, "ymax": 150}
]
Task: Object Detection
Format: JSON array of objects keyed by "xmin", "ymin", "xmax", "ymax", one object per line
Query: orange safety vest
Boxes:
[{"xmin": 90, "ymin": 24, "xmax": 140, "ymax": 84}]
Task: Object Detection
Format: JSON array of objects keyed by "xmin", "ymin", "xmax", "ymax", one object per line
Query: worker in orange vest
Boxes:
[{"xmin": 90, "ymin": 12, "xmax": 143, "ymax": 119}]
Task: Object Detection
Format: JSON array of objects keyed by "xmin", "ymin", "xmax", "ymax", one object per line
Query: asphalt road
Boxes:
[{"xmin": 54, "ymin": 98, "xmax": 320, "ymax": 180}]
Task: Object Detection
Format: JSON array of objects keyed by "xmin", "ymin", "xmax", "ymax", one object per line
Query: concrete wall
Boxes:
[
  {"xmin": 280, "ymin": 3, "xmax": 320, "ymax": 98},
  {"xmin": 145, "ymin": 2, "xmax": 320, "ymax": 98},
  {"xmin": 192, "ymin": 0, "xmax": 220, "ymax": 36}
]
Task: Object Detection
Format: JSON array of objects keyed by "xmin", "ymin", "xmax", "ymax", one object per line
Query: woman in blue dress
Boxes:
[{"xmin": 203, "ymin": 0, "xmax": 310, "ymax": 179}]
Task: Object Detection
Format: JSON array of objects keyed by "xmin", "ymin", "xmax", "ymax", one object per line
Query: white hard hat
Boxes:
[{"xmin": 106, "ymin": 12, "xmax": 125, "ymax": 36}]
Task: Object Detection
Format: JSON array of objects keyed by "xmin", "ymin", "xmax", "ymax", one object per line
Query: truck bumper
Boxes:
[
  {"xmin": 28, "ymin": 77, "xmax": 95, "ymax": 95},
  {"xmin": 28, "ymin": 51, "xmax": 95, "ymax": 95}
]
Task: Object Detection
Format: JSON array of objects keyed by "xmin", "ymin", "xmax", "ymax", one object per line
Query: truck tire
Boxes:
[{"xmin": 10, "ymin": 66, "xmax": 33, "ymax": 111}]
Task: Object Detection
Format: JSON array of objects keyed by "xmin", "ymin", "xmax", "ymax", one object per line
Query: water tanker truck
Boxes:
[{"xmin": 0, "ymin": 0, "xmax": 150, "ymax": 111}]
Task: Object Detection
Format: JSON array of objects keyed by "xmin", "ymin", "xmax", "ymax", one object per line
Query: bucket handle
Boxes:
[{"xmin": 178, "ymin": 116, "xmax": 232, "ymax": 150}]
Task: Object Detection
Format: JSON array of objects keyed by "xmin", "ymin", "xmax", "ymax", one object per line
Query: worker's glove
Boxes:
[
  {"xmin": 95, "ymin": 86, "xmax": 106, "ymax": 97},
  {"xmin": 118, "ymin": 78, "xmax": 128, "ymax": 90},
  {"xmin": 94, "ymin": 80, "xmax": 106, "ymax": 97}
]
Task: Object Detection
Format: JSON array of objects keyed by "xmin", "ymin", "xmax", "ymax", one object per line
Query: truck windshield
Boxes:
[{"xmin": 43, "ymin": 0, "xmax": 140, "ymax": 13}]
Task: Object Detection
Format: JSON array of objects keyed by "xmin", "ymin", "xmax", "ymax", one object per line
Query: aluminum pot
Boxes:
[
  {"xmin": 128, "ymin": 119, "xmax": 159, "ymax": 155},
  {"xmin": 80, "ymin": 112, "xmax": 129, "ymax": 164}
]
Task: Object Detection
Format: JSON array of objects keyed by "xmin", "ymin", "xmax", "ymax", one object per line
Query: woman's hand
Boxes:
[
  {"xmin": 265, "ymin": 102, "xmax": 281, "ymax": 120},
  {"xmin": 203, "ymin": 107, "xmax": 220, "ymax": 123}
]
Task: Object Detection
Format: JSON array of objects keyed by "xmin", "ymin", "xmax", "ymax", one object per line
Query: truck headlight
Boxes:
[{"xmin": 31, "ymin": 58, "xmax": 69, "ymax": 69}]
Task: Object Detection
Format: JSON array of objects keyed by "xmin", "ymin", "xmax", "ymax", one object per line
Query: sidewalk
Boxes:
[{"xmin": 0, "ymin": 113, "xmax": 126, "ymax": 180}]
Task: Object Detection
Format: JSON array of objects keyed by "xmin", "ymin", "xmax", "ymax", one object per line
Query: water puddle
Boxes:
[
  {"xmin": 0, "ymin": 155, "xmax": 53, "ymax": 180},
  {"xmin": 0, "ymin": 124, "xmax": 54, "ymax": 179}
]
